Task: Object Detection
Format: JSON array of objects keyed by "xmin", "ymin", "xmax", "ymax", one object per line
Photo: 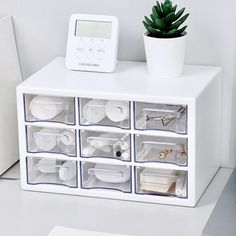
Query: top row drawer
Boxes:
[{"xmin": 23, "ymin": 94, "xmax": 187, "ymax": 134}]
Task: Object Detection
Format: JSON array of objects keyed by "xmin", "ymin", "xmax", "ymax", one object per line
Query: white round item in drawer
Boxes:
[
  {"xmin": 59, "ymin": 130, "xmax": 75, "ymax": 146},
  {"xmin": 59, "ymin": 161, "xmax": 76, "ymax": 181},
  {"xmin": 105, "ymin": 100, "xmax": 129, "ymax": 122},
  {"xmin": 29, "ymin": 96, "xmax": 64, "ymax": 120},
  {"xmin": 37, "ymin": 159, "xmax": 57, "ymax": 173},
  {"xmin": 93, "ymin": 163, "xmax": 130, "ymax": 183},
  {"xmin": 83, "ymin": 99, "xmax": 106, "ymax": 123},
  {"xmin": 34, "ymin": 128, "xmax": 60, "ymax": 151}
]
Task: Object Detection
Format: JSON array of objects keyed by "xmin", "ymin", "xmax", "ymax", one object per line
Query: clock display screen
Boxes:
[{"xmin": 75, "ymin": 20, "xmax": 112, "ymax": 38}]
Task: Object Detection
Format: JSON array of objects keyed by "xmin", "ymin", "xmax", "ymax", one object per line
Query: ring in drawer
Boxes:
[
  {"xmin": 134, "ymin": 102, "xmax": 187, "ymax": 134},
  {"xmin": 26, "ymin": 126, "xmax": 76, "ymax": 157},
  {"xmin": 80, "ymin": 130, "xmax": 131, "ymax": 161},
  {"xmin": 24, "ymin": 94, "xmax": 75, "ymax": 125},
  {"xmin": 135, "ymin": 167, "xmax": 187, "ymax": 198},
  {"xmin": 79, "ymin": 98, "xmax": 131, "ymax": 129},
  {"xmin": 135, "ymin": 134, "xmax": 187, "ymax": 166},
  {"xmin": 26, "ymin": 156, "xmax": 78, "ymax": 188},
  {"xmin": 81, "ymin": 162, "xmax": 132, "ymax": 193}
]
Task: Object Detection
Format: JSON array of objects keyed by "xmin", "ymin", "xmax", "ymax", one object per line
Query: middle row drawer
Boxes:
[{"xmin": 26, "ymin": 126, "xmax": 188, "ymax": 166}]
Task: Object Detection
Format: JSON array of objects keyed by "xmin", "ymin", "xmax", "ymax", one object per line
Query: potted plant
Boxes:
[{"xmin": 143, "ymin": 0, "xmax": 189, "ymax": 78}]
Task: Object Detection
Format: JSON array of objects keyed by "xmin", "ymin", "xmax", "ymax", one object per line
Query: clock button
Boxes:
[
  {"xmin": 86, "ymin": 38, "xmax": 95, "ymax": 49},
  {"xmin": 96, "ymin": 39, "xmax": 106, "ymax": 49},
  {"xmin": 96, "ymin": 49, "xmax": 106, "ymax": 60},
  {"xmin": 76, "ymin": 47, "xmax": 85, "ymax": 59},
  {"xmin": 86, "ymin": 48, "xmax": 95, "ymax": 59}
]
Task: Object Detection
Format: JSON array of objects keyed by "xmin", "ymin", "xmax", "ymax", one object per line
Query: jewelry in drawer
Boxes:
[
  {"xmin": 24, "ymin": 94, "xmax": 75, "ymax": 125},
  {"xmin": 134, "ymin": 102, "xmax": 187, "ymax": 134},
  {"xmin": 81, "ymin": 161, "xmax": 132, "ymax": 193},
  {"xmin": 134, "ymin": 134, "xmax": 187, "ymax": 166},
  {"xmin": 26, "ymin": 126, "xmax": 76, "ymax": 157},
  {"xmin": 26, "ymin": 156, "xmax": 78, "ymax": 188},
  {"xmin": 80, "ymin": 130, "xmax": 131, "ymax": 161},
  {"xmin": 79, "ymin": 98, "xmax": 130, "ymax": 129}
]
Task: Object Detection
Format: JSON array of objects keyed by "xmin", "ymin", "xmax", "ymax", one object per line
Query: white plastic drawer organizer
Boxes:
[{"xmin": 17, "ymin": 58, "xmax": 222, "ymax": 207}]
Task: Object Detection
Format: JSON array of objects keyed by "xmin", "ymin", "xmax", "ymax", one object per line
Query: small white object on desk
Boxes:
[{"xmin": 48, "ymin": 226, "xmax": 131, "ymax": 236}]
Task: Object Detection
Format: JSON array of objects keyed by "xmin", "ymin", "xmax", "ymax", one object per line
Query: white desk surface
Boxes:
[
  {"xmin": 0, "ymin": 163, "xmax": 233, "ymax": 236},
  {"xmin": 48, "ymin": 226, "xmax": 130, "ymax": 236}
]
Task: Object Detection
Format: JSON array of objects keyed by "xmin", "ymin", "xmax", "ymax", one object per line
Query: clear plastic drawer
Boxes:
[
  {"xmin": 80, "ymin": 130, "xmax": 131, "ymax": 161},
  {"xmin": 135, "ymin": 167, "xmax": 187, "ymax": 198},
  {"xmin": 24, "ymin": 94, "xmax": 75, "ymax": 125},
  {"xmin": 79, "ymin": 98, "xmax": 130, "ymax": 129},
  {"xmin": 81, "ymin": 162, "xmax": 132, "ymax": 193},
  {"xmin": 134, "ymin": 134, "xmax": 187, "ymax": 166},
  {"xmin": 26, "ymin": 156, "xmax": 78, "ymax": 188},
  {"xmin": 134, "ymin": 102, "xmax": 187, "ymax": 134},
  {"xmin": 26, "ymin": 126, "xmax": 77, "ymax": 157}
]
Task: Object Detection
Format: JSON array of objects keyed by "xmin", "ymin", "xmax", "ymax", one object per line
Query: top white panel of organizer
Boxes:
[{"xmin": 18, "ymin": 57, "xmax": 221, "ymax": 103}]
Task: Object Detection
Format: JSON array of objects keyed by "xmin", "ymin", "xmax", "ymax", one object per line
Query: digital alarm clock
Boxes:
[{"xmin": 65, "ymin": 14, "xmax": 119, "ymax": 73}]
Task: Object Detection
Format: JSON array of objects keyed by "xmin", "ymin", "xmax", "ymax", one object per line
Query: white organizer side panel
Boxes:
[{"xmin": 195, "ymin": 71, "xmax": 222, "ymax": 202}]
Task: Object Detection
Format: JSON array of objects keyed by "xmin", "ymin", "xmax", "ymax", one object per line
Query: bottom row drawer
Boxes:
[
  {"xmin": 81, "ymin": 162, "xmax": 132, "ymax": 193},
  {"xmin": 135, "ymin": 167, "xmax": 187, "ymax": 198},
  {"xmin": 26, "ymin": 156, "xmax": 78, "ymax": 188},
  {"xmin": 26, "ymin": 157, "xmax": 187, "ymax": 198}
]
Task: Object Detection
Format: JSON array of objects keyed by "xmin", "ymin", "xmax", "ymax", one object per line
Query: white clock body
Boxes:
[{"xmin": 65, "ymin": 14, "xmax": 119, "ymax": 73}]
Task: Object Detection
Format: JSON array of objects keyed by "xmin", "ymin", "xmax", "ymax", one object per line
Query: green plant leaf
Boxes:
[
  {"xmin": 163, "ymin": 28, "xmax": 177, "ymax": 37},
  {"xmin": 165, "ymin": 12, "xmax": 175, "ymax": 25},
  {"xmin": 155, "ymin": 18, "xmax": 166, "ymax": 30},
  {"xmin": 150, "ymin": 14, "xmax": 155, "ymax": 22},
  {"xmin": 161, "ymin": 2, "xmax": 165, "ymax": 11},
  {"xmin": 147, "ymin": 26, "xmax": 163, "ymax": 37},
  {"xmin": 144, "ymin": 16, "xmax": 155, "ymax": 28},
  {"xmin": 156, "ymin": 1, "xmax": 163, "ymax": 17},
  {"xmin": 172, "ymin": 5, "xmax": 177, "ymax": 12},
  {"xmin": 174, "ymin": 8, "xmax": 185, "ymax": 21},
  {"xmin": 143, "ymin": 21, "xmax": 150, "ymax": 32},
  {"xmin": 170, "ymin": 13, "xmax": 189, "ymax": 30},
  {"xmin": 175, "ymin": 25, "xmax": 188, "ymax": 35},
  {"xmin": 152, "ymin": 6, "xmax": 159, "ymax": 19},
  {"xmin": 163, "ymin": 4, "xmax": 173, "ymax": 17}
]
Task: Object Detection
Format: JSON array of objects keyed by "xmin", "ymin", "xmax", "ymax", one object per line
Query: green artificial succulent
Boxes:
[{"xmin": 143, "ymin": 0, "xmax": 189, "ymax": 38}]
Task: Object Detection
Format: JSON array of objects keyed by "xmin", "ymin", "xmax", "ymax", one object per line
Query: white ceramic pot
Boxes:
[{"xmin": 143, "ymin": 32, "xmax": 187, "ymax": 79}]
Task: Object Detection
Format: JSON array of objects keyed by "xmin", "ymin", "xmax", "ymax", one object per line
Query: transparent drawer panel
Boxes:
[
  {"xmin": 26, "ymin": 156, "xmax": 78, "ymax": 188},
  {"xmin": 134, "ymin": 102, "xmax": 187, "ymax": 134},
  {"xmin": 135, "ymin": 134, "xmax": 187, "ymax": 166},
  {"xmin": 24, "ymin": 94, "xmax": 75, "ymax": 125},
  {"xmin": 135, "ymin": 167, "xmax": 187, "ymax": 198},
  {"xmin": 80, "ymin": 130, "xmax": 131, "ymax": 161},
  {"xmin": 81, "ymin": 162, "xmax": 132, "ymax": 193},
  {"xmin": 26, "ymin": 126, "xmax": 77, "ymax": 157},
  {"xmin": 79, "ymin": 98, "xmax": 130, "ymax": 129}
]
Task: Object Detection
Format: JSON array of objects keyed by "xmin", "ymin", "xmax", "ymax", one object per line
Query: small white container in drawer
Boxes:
[
  {"xmin": 134, "ymin": 134, "xmax": 187, "ymax": 166},
  {"xmin": 134, "ymin": 102, "xmax": 187, "ymax": 134},
  {"xmin": 79, "ymin": 98, "xmax": 130, "ymax": 129},
  {"xmin": 26, "ymin": 156, "xmax": 78, "ymax": 188},
  {"xmin": 135, "ymin": 167, "xmax": 187, "ymax": 198},
  {"xmin": 24, "ymin": 94, "xmax": 75, "ymax": 125},
  {"xmin": 80, "ymin": 130, "xmax": 131, "ymax": 161},
  {"xmin": 81, "ymin": 162, "xmax": 132, "ymax": 193},
  {"xmin": 26, "ymin": 126, "xmax": 77, "ymax": 157}
]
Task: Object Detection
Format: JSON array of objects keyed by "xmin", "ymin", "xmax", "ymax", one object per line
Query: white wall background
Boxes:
[{"xmin": 1, "ymin": 0, "xmax": 236, "ymax": 167}]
